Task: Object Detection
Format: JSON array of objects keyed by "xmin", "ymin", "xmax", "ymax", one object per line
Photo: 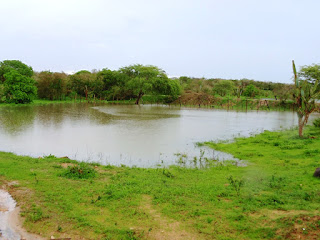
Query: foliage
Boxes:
[
  {"xmin": 0, "ymin": 84, "xmax": 4, "ymax": 102},
  {"xmin": 97, "ymin": 68, "xmax": 128, "ymax": 100},
  {"xmin": 272, "ymin": 83, "xmax": 294, "ymax": 101},
  {"xmin": 0, "ymin": 60, "xmax": 33, "ymax": 82},
  {"xmin": 313, "ymin": 118, "xmax": 320, "ymax": 128},
  {"xmin": 69, "ymin": 71, "xmax": 103, "ymax": 100},
  {"xmin": 227, "ymin": 175, "xmax": 244, "ymax": 196},
  {"xmin": 120, "ymin": 64, "xmax": 181, "ymax": 104},
  {"xmin": 299, "ymin": 64, "xmax": 320, "ymax": 84},
  {"xmin": 3, "ymin": 70, "xmax": 37, "ymax": 103},
  {"xmin": 292, "ymin": 60, "xmax": 320, "ymax": 137},
  {"xmin": 35, "ymin": 71, "xmax": 68, "ymax": 100},
  {"xmin": 243, "ymin": 84, "xmax": 259, "ymax": 98},
  {"xmin": 0, "ymin": 60, "xmax": 36, "ymax": 103},
  {"xmin": 0, "ymin": 59, "xmax": 303, "ymax": 106},
  {"xmin": 212, "ymin": 80, "xmax": 235, "ymax": 96},
  {"xmin": 61, "ymin": 163, "xmax": 96, "ymax": 179}
]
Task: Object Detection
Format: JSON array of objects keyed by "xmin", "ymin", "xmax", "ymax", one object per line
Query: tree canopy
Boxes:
[
  {"xmin": 212, "ymin": 80, "xmax": 235, "ymax": 96},
  {"xmin": 3, "ymin": 70, "xmax": 37, "ymax": 103},
  {"xmin": 292, "ymin": 61, "xmax": 320, "ymax": 137},
  {"xmin": 119, "ymin": 64, "xmax": 181, "ymax": 104},
  {"xmin": 0, "ymin": 60, "xmax": 33, "ymax": 82},
  {"xmin": 299, "ymin": 64, "xmax": 320, "ymax": 84},
  {"xmin": 0, "ymin": 60, "xmax": 36, "ymax": 103}
]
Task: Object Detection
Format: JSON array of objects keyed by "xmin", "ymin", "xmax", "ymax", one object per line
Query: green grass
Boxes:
[{"xmin": 1, "ymin": 126, "xmax": 320, "ymax": 239}]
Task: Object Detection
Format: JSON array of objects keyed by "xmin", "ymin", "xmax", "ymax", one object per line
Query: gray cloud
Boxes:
[{"xmin": 0, "ymin": 0, "xmax": 319, "ymax": 83}]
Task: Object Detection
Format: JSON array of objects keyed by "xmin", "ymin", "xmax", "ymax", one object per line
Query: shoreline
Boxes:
[{"xmin": 0, "ymin": 126, "xmax": 319, "ymax": 239}]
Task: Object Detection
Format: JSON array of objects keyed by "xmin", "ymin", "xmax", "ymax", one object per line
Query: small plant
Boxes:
[
  {"xmin": 61, "ymin": 163, "xmax": 96, "ymax": 179},
  {"xmin": 227, "ymin": 175, "xmax": 244, "ymax": 196},
  {"xmin": 162, "ymin": 169, "xmax": 174, "ymax": 178},
  {"xmin": 26, "ymin": 205, "xmax": 44, "ymax": 223},
  {"xmin": 31, "ymin": 171, "xmax": 39, "ymax": 184},
  {"xmin": 207, "ymin": 217, "xmax": 214, "ymax": 224},
  {"xmin": 268, "ymin": 175, "xmax": 286, "ymax": 189}
]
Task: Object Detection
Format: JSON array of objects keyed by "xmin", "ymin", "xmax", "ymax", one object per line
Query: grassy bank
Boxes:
[{"xmin": 0, "ymin": 127, "xmax": 320, "ymax": 239}]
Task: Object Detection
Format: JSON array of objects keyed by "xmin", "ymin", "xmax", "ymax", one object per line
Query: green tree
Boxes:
[
  {"xmin": 0, "ymin": 60, "xmax": 33, "ymax": 82},
  {"xmin": 3, "ymin": 70, "xmax": 37, "ymax": 103},
  {"xmin": 69, "ymin": 71, "xmax": 103, "ymax": 101},
  {"xmin": 299, "ymin": 64, "xmax": 320, "ymax": 84},
  {"xmin": 292, "ymin": 60, "xmax": 320, "ymax": 137},
  {"xmin": 0, "ymin": 83, "xmax": 4, "ymax": 102},
  {"xmin": 212, "ymin": 80, "xmax": 235, "ymax": 97},
  {"xmin": 272, "ymin": 83, "xmax": 294, "ymax": 101},
  {"xmin": 243, "ymin": 84, "xmax": 259, "ymax": 98},
  {"xmin": 35, "ymin": 71, "xmax": 68, "ymax": 100},
  {"xmin": 97, "ymin": 69, "xmax": 127, "ymax": 100},
  {"xmin": 120, "ymin": 64, "xmax": 181, "ymax": 104},
  {"xmin": 0, "ymin": 60, "xmax": 37, "ymax": 103}
]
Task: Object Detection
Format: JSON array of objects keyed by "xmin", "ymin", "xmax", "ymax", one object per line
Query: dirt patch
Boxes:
[
  {"xmin": 137, "ymin": 195, "xmax": 201, "ymax": 240},
  {"xmin": 7, "ymin": 206, "xmax": 45, "ymax": 240},
  {"xmin": 0, "ymin": 187, "xmax": 44, "ymax": 240},
  {"xmin": 61, "ymin": 163, "xmax": 76, "ymax": 168},
  {"xmin": 250, "ymin": 209, "xmax": 317, "ymax": 220},
  {"xmin": 278, "ymin": 215, "xmax": 320, "ymax": 240}
]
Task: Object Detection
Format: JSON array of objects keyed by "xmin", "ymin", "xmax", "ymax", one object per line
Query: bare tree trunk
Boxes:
[{"xmin": 135, "ymin": 91, "xmax": 143, "ymax": 105}]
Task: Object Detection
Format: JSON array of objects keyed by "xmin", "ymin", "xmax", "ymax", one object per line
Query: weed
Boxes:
[
  {"xmin": 268, "ymin": 175, "xmax": 286, "ymax": 189},
  {"xmin": 25, "ymin": 205, "xmax": 45, "ymax": 223},
  {"xmin": 60, "ymin": 163, "xmax": 96, "ymax": 179},
  {"xmin": 162, "ymin": 169, "xmax": 174, "ymax": 178},
  {"xmin": 207, "ymin": 217, "xmax": 214, "ymax": 223},
  {"xmin": 227, "ymin": 175, "xmax": 244, "ymax": 196}
]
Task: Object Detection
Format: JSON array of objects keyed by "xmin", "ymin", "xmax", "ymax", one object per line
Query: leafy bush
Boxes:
[
  {"xmin": 313, "ymin": 118, "xmax": 320, "ymax": 128},
  {"xmin": 61, "ymin": 163, "xmax": 96, "ymax": 179}
]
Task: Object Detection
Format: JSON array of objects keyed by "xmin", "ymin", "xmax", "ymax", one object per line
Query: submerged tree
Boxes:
[{"xmin": 292, "ymin": 60, "xmax": 320, "ymax": 137}]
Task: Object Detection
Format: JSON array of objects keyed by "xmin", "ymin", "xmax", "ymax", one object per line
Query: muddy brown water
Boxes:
[{"xmin": 0, "ymin": 103, "xmax": 318, "ymax": 167}]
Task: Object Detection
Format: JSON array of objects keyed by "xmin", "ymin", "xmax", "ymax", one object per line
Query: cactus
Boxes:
[{"xmin": 292, "ymin": 60, "xmax": 320, "ymax": 137}]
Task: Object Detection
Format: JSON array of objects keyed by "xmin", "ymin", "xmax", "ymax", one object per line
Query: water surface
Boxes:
[{"xmin": 0, "ymin": 103, "xmax": 316, "ymax": 167}]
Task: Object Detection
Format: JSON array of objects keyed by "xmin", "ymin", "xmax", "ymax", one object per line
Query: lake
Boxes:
[{"xmin": 0, "ymin": 103, "xmax": 317, "ymax": 167}]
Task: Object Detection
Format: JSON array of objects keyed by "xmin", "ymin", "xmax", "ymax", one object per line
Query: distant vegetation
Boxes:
[{"xmin": 1, "ymin": 59, "xmax": 319, "ymax": 106}]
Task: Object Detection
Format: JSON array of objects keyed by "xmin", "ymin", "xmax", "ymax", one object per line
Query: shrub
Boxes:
[
  {"xmin": 313, "ymin": 118, "xmax": 320, "ymax": 128},
  {"xmin": 61, "ymin": 163, "xmax": 96, "ymax": 179}
]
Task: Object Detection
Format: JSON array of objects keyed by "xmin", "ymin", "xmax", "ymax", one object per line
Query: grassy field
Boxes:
[{"xmin": 0, "ymin": 126, "xmax": 320, "ymax": 239}]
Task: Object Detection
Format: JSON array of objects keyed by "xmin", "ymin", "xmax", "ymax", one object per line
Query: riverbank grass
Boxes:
[{"xmin": 0, "ymin": 126, "xmax": 320, "ymax": 239}]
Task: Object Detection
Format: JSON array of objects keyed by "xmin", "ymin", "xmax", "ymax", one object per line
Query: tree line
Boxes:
[
  {"xmin": 0, "ymin": 60, "xmax": 181, "ymax": 104},
  {"xmin": 0, "ymin": 60, "xmax": 319, "ymax": 108}
]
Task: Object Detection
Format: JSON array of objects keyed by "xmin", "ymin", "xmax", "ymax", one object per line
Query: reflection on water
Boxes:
[{"xmin": 0, "ymin": 103, "xmax": 317, "ymax": 167}]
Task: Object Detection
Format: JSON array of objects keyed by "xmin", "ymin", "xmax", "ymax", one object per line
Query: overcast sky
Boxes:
[{"xmin": 0, "ymin": 0, "xmax": 319, "ymax": 83}]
